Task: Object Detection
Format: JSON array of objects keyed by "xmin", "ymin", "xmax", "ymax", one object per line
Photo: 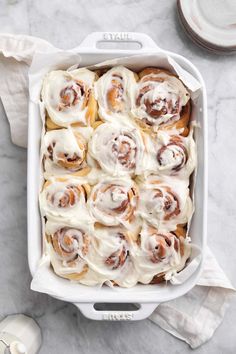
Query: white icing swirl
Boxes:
[
  {"xmin": 131, "ymin": 223, "xmax": 191, "ymax": 284},
  {"xmin": 137, "ymin": 176, "xmax": 193, "ymax": 231},
  {"xmin": 132, "ymin": 70, "xmax": 190, "ymax": 127},
  {"xmin": 145, "ymin": 128, "xmax": 196, "ymax": 178},
  {"xmin": 89, "ymin": 122, "xmax": 145, "ymax": 176},
  {"xmin": 85, "ymin": 226, "xmax": 138, "ymax": 287},
  {"xmin": 88, "ymin": 177, "xmax": 139, "ymax": 227},
  {"xmin": 45, "ymin": 220, "xmax": 92, "ymax": 279},
  {"xmin": 94, "ymin": 66, "xmax": 136, "ymax": 123},
  {"xmin": 42, "ymin": 128, "xmax": 87, "ymax": 175},
  {"xmin": 42, "ymin": 68, "xmax": 96, "ymax": 127},
  {"xmin": 40, "ymin": 177, "xmax": 91, "ymax": 222}
]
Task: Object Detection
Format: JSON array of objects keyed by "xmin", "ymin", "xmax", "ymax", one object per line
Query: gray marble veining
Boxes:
[{"xmin": 0, "ymin": 0, "xmax": 236, "ymax": 353}]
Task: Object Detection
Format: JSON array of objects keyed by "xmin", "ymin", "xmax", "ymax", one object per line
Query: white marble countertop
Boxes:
[{"xmin": 0, "ymin": 0, "xmax": 236, "ymax": 353}]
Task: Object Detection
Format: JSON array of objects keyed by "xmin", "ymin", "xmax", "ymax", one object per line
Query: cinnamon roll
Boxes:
[
  {"xmin": 88, "ymin": 178, "xmax": 139, "ymax": 227},
  {"xmin": 86, "ymin": 224, "xmax": 138, "ymax": 287},
  {"xmin": 42, "ymin": 68, "xmax": 97, "ymax": 128},
  {"xmin": 146, "ymin": 129, "xmax": 196, "ymax": 178},
  {"xmin": 131, "ymin": 68, "xmax": 190, "ymax": 135},
  {"xmin": 45, "ymin": 220, "xmax": 91, "ymax": 280},
  {"xmin": 131, "ymin": 223, "xmax": 191, "ymax": 284},
  {"xmin": 89, "ymin": 122, "xmax": 145, "ymax": 176},
  {"xmin": 137, "ymin": 176, "xmax": 193, "ymax": 230},
  {"xmin": 40, "ymin": 177, "xmax": 91, "ymax": 221},
  {"xmin": 95, "ymin": 66, "xmax": 137, "ymax": 122},
  {"xmin": 42, "ymin": 128, "xmax": 91, "ymax": 176}
]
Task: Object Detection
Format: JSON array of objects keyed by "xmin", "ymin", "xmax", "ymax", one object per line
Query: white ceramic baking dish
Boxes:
[{"xmin": 27, "ymin": 32, "xmax": 207, "ymax": 321}]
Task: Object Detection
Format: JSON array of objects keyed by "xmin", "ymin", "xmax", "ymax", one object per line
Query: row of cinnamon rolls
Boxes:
[
  {"xmin": 40, "ymin": 176, "xmax": 192, "ymax": 286},
  {"xmin": 40, "ymin": 65, "xmax": 195, "ymax": 287},
  {"xmin": 42, "ymin": 66, "xmax": 191, "ymax": 135},
  {"xmin": 45, "ymin": 220, "xmax": 190, "ymax": 287},
  {"xmin": 42, "ymin": 123, "xmax": 196, "ymax": 180},
  {"xmin": 40, "ymin": 176, "xmax": 192, "ymax": 230}
]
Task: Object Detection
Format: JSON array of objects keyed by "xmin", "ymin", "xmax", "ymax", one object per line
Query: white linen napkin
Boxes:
[
  {"xmin": 0, "ymin": 33, "xmax": 235, "ymax": 349},
  {"xmin": 0, "ymin": 33, "xmax": 54, "ymax": 148}
]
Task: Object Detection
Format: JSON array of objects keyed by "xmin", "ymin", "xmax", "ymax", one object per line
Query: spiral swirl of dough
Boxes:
[
  {"xmin": 131, "ymin": 224, "xmax": 191, "ymax": 284},
  {"xmin": 132, "ymin": 68, "xmax": 190, "ymax": 131},
  {"xmin": 42, "ymin": 68, "xmax": 97, "ymax": 127},
  {"xmin": 88, "ymin": 177, "xmax": 139, "ymax": 227},
  {"xmin": 137, "ymin": 176, "xmax": 193, "ymax": 230},
  {"xmin": 89, "ymin": 122, "xmax": 145, "ymax": 176},
  {"xmin": 95, "ymin": 66, "xmax": 137, "ymax": 122}
]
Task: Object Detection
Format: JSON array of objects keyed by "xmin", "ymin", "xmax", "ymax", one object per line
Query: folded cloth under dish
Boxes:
[{"xmin": 0, "ymin": 33, "xmax": 235, "ymax": 349}]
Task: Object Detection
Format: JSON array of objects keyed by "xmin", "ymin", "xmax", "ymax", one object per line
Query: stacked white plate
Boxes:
[{"xmin": 177, "ymin": 0, "xmax": 236, "ymax": 53}]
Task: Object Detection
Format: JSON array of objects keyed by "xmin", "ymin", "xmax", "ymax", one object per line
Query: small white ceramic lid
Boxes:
[{"xmin": 178, "ymin": 0, "xmax": 236, "ymax": 51}]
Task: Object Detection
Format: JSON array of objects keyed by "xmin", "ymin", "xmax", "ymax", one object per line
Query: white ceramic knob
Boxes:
[{"xmin": 10, "ymin": 341, "xmax": 27, "ymax": 354}]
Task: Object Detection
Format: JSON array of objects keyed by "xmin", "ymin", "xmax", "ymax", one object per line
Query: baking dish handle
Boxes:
[
  {"xmin": 75, "ymin": 302, "xmax": 158, "ymax": 321},
  {"xmin": 78, "ymin": 32, "xmax": 160, "ymax": 51}
]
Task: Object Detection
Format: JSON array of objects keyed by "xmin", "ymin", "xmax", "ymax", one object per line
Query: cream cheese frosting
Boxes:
[
  {"xmin": 39, "ymin": 177, "xmax": 92, "ymax": 222},
  {"xmin": 88, "ymin": 177, "xmax": 139, "ymax": 228},
  {"xmin": 85, "ymin": 225, "xmax": 139, "ymax": 287},
  {"xmin": 41, "ymin": 68, "xmax": 96, "ymax": 127},
  {"xmin": 144, "ymin": 127, "xmax": 196, "ymax": 178},
  {"xmin": 89, "ymin": 122, "xmax": 145, "ymax": 176},
  {"xmin": 131, "ymin": 71, "xmax": 190, "ymax": 128},
  {"xmin": 42, "ymin": 127, "xmax": 87, "ymax": 176},
  {"xmin": 94, "ymin": 66, "xmax": 137, "ymax": 123},
  {"xmin": 131, "ymin": 223, "xmax": 191, "ymax": 284},
  {"xmin": 45, "ymin": 219, "xmax": 92, "ymax": 279},
  {"xmin": 137, "ymin": 175, "xmax": 193, "ymax": 231}
]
